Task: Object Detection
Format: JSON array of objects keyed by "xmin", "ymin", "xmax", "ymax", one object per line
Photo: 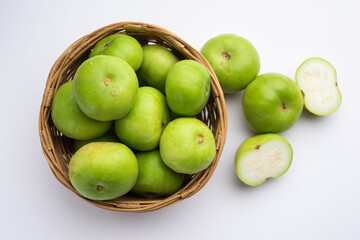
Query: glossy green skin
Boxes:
[
  {"xmin": 73, "ymin": 128, "xmax": 119, "ymax": 152},
  {"xmin": 115, "ymin": 87, "xmax": 171, "ymax": 151},
  {"xmin": 51, "ymin": 81, "xmax": 112, "ymax": 140},
  {"xmin": 69, "ymin": 142, "xmax": 138, "ymax": 200},
  {"xmin": 160, "ymin": 118, "xmax": 216, "ymax": 174},
  {"xmin": 137, "ymin": 45, "xmax": 178, "ymax": 94},
  {"xmin": 235, "ymin": 134, "xmax": 292, "ymax": 186},
  {"xmin": 165, "ymin": 60, "xmax": 211, "ymax": 116},
  {"xmin": 242, "ymin": 73, "xmax": 304, "ymax": 133},
  {"xmin": 73, "ymin": 55, "xmax": 139, "ymax": 121},
  {"xmin": 89, "ymin": 34, "xmax": 143, "ymax": 71},
  {"xmin": 201, "ymin": 34, "xmax": 260, "ymax": 93},
  {"xmin": 132, "ymin": 150, "xmax": 184, "ymax": 197}
]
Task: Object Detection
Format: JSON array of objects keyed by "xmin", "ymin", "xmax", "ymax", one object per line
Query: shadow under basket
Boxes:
[{"xmin": 39, "ymin": 22, "xmax": 227, "ymax": 212}]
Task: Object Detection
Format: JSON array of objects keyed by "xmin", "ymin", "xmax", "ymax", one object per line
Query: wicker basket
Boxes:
[{"xmin": 39, "ymin": 22, "xmax": 227, "ymax": 212}]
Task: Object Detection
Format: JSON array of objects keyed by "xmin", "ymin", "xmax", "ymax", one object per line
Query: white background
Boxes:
[{"xmin": 1, "ymin": 0, "xmax": 360, "ymax": 239}]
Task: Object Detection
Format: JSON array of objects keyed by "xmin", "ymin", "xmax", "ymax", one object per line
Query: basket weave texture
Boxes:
[{"xmin": 39, "ymin": 22, "xmax": 227, "ymax": 212}]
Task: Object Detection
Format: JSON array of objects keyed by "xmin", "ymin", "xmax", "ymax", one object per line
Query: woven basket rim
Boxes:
[{"xmin": 39, "ymin": 21, "xmax": 227, "ymax": 212}]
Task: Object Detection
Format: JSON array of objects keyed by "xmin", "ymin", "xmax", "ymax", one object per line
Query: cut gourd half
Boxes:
[
  {"xmin": 296, "ymin": 57, "xmax": 341, "ymax": 116},
  {"xmin": 235, "ymin": 134, "xmax": 293, "ymax": 186}
]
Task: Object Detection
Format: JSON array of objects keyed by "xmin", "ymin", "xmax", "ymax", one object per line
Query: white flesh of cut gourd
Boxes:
[
  {"xmin": 237, "ymin": 139, "xmax": 292, "ymax": 186},
  {"xmin": 296, "ymin": 58, "xmax": 341, "ymax": 116}
]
